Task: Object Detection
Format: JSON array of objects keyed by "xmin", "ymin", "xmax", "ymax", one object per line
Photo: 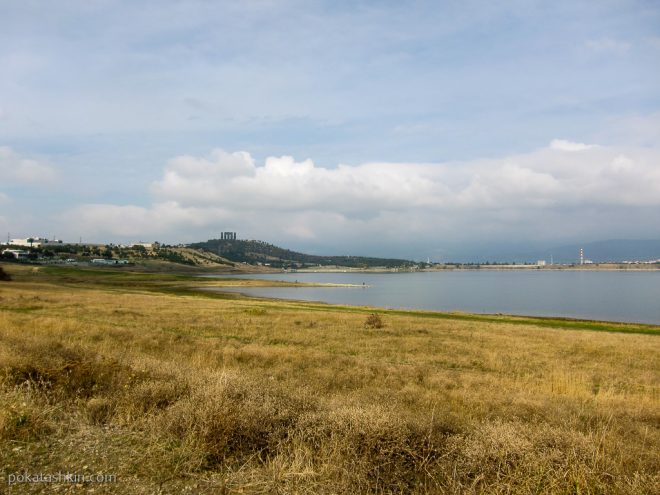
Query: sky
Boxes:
[{"xmin": 1, "ymin": 0, "xmax": 659, "ymax": 260}]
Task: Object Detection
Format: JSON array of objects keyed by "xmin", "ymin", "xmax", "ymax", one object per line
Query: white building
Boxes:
[
  {"xmin": 2, "ymin": 249, "xmax": 29, "ymax": 260},
  {"xmin": 8, "ymin": 237, "xmax": 63, "ymax": 248},
  {"xmin": 131, "ymin": 242, "xmax": 158, "ymax": 249}
]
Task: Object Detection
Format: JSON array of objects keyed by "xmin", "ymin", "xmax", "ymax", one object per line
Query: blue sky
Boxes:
[{"xmin": 1, "ymin": 1, "xmax": 659, "ymax": 259}]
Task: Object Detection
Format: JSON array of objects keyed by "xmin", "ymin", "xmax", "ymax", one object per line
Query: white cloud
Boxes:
[
  {"xmin": 151, "ymin": 151, "xmax": 446, "ymax": 213},
  {"xmin": 66, "ymin": 141, "xmax": 660, "ymax": 246},
  {"xmin": 0, "ymin": 146, "xmax": 57, "ymax": 183},
  {"xmin": 0, "ymin": 192, "xmax": 9, "ymax": 203},
  {"xmin": 586, "ymin": 38, "xmax": 631, "ymax": 55},
  {"xmin": 68, "ymin": 202, "xmax": 233, "ymax": 238},
  {"xmin": 549, "ymin": 139, "xmax": 594, "ymax": 152}
]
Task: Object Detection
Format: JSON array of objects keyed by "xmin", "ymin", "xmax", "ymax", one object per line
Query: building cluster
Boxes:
[
  {"xmin": 4, "ymin": 237, "xmax": 63, "ymax": 248},
  {"xmin": 2, "ymin": 237, "xmax": 63, "ymax": 259},
  {"xmin": 220, "ymin": 232, "xmax": 237, "ymax": 240},
  {"xmin": 1, "ymin": 235, "xmax": 160, "ymax": 262},
  {"xmin": 2, "ymin": 236, "xmax": 160, "ymax": 250}
]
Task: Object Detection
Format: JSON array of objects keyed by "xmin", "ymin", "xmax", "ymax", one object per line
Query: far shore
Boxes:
[
  {"xmin": 235, "ymin": 263, "xmax": 660, "ymax": 274},
  {"xmin": 2, "ymin": 258, "xmax": 659, "ymax": 276}
]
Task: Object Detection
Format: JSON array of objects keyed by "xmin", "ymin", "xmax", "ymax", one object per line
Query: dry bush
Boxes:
[
  {"xmin": 0, "ymin": 338, "xmax": 194, "ymax": 428},
  {"xmin": 1, "ymin": 340, "xmax": 142, "ymax": 400},
  {"xmin": 160, "ymin": 372, "xmax": 315, "ymax": 471},
  {"xmin": 439, "ymin": 419, "xmax": 660, "ymax": 493},
  {"xmin": 290, "ymin": 405, "xmax": 458, "ymax": 493},
  {"xmin": 84, "ymin": 380, "xmax": 190, "ymax": 426},
  {"xmin": 126, "ymin": 380, "xmax": 189, "ymax": 414},
  {"xmin": 151, "ymin": 371, "xmax": 464, "ymax": 492},
  {"xmin": 0, "ymin": 389, "xmax": 55, "ymax": 442},
  {"xmin": 364, "ymin": 313, "xmax": 384, "ymax": 329},
  {"xmin": 0, "ymin": 340, "xmax": 150, "ymax": 432},
  {"xmin": 0, "ymin": 408, "xmax": 53, "ymax": 442},
  {"xmin": 84, "ymin": 397, "xmax": 116, "ymax": 425}
]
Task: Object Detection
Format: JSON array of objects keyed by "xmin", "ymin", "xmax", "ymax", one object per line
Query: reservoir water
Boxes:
[{"xmin": 206, "ymin": 270, "xmax": 660, "ymax": 325}]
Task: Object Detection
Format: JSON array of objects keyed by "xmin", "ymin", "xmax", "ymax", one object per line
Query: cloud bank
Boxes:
[
  {"xmin": 0, "ymin": 146, "xmax": 57, "ymax": 184},
  {"xmin": 66, "ymin": 141, "xmax": 660, "ymax": 253}
]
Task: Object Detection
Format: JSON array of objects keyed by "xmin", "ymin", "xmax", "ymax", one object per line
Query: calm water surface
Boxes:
[{"xmin": 206, "ymin": 271, "xmax": 660, "ymax": 324}]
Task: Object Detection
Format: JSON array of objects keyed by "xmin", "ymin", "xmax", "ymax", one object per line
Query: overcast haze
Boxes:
[{"xmin": 1, "ymin": 0, "xmax": 659, "ymax": 260}]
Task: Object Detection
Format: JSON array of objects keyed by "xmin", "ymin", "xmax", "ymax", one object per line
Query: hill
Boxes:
[{"xmin": 188, "ymin": 238, "xmax": 416, "ymax": 269}]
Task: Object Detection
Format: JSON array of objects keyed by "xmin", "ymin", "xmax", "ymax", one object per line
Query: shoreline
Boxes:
[
  {"xmin": 4, "ymin": 258, "xmax": 660, "ymax": 275},
  {"xmin": 286, "ymin": 265, "xmax": 660, "ymax": 273},
  {"xmin": 195, "ymin": 284, "xmax": 660, "ymax": 334},
  {"xmin": 2, "ymin": 263, "xmax": 658, "ymax": 330}
]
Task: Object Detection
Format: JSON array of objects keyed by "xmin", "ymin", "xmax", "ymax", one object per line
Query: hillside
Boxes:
[
  {"xmin": 3, "ymin": 243, "xmax": 237, "ymax": 269},
  {"xmin": 188, "ymin": 238, "xmax": 416, "ymax": 269}
]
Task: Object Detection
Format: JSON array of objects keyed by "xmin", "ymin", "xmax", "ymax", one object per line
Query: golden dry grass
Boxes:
[{"xmin": 0, "ymin": 263, "xmax": 658, "ymax": 494}]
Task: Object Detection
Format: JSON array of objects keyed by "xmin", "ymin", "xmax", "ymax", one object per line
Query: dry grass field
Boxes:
[{"xmin": 0, "ymin": 263, "xmax": 658, "ymax": 494}]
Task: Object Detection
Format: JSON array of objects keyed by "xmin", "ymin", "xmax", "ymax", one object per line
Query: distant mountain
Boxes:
[{"xmin": 188, "ymin": 238, "xmax": 416, "ymax": 268}]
